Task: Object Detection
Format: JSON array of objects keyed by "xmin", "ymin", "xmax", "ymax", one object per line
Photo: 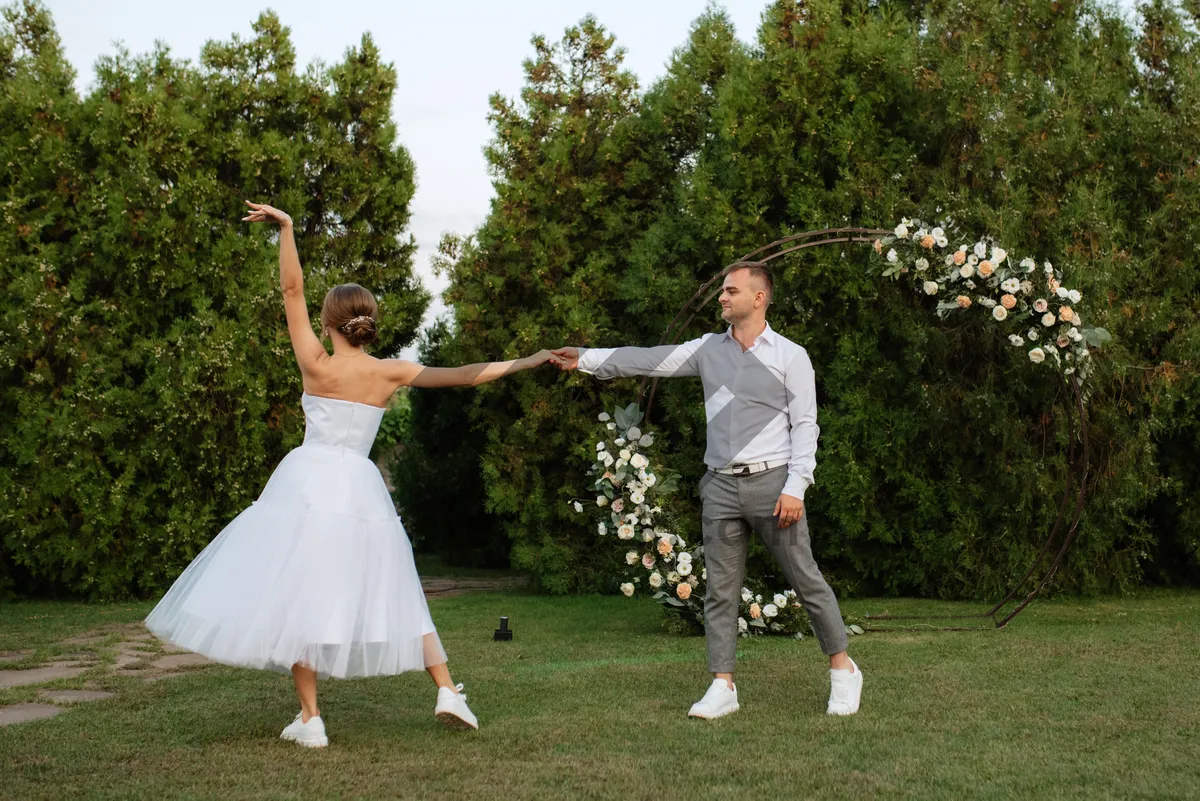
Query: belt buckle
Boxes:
[{"xmin": 735, "ymin": 464, "xmax": 751, "ymax": 476}]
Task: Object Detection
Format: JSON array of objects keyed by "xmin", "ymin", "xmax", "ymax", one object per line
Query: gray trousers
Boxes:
[{"xmin": 701, "ymin": 466, "xmax": 848, "ymax": 672}]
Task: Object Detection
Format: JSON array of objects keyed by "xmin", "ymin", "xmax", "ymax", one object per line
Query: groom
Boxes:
[{"xmin": 553, "ymin": 261, "xmax": 863, "ymax": 719}]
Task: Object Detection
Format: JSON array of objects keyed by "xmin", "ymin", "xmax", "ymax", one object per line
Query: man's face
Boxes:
[{"xmin": 719, "ymin": 268, "xmax": 763, "ymax": 323}]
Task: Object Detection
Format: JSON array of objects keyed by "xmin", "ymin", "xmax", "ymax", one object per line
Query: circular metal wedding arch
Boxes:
[{"xmin": 636, "ymin": 228, "xmax": 1091, "ymax": 630}]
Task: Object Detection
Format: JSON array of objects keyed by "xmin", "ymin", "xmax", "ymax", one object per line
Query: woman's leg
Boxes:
[
  {"xmin": 423, "ymin": 632, "xmax": 456, "ymax": 691},
  {"xmin": 291, "ymin": 663, "xmax": 321, "ymax": 721}
]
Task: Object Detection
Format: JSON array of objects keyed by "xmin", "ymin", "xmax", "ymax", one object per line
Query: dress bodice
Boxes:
[{"xmin": 301, "ymin": 393, "xmax": 385, "ymax": 458}]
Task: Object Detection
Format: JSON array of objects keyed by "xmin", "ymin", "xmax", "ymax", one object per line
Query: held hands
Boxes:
[
  {"xmin": 523, "ymin": 349, "xmax": 568, "ymax": 370},
  {"xmin": 242, "ymin": 200, "xmax": 292, "ymax": 228},
  {"xmin": 550, "ymin": 347, "xmax": 580, "ymax": 371},
  {"xmin": 774, "ymin": 493, "xmax": 805, "ymax": 528}
]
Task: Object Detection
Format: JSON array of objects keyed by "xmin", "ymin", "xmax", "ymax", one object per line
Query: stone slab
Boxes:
[
  {"xmin": 0, "ymin": 664, "xmax": 87, "ymax": 689},
  {"xmin": 0, "ymin": 650, "xmax": 32, "ymax": 663},
  {"xmin": 0, "ymin": 703, "xmax": 63, "ymax": 726},
  {"xmin": 39, "ymin": 690, "xmax": 115, "ymax": 703},
  {"xmin": 151, "ymin": 653, "xmax": 212, "ymax": 670}
]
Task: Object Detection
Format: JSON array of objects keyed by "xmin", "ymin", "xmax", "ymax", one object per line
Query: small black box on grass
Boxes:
[{"xmin": 493, "ymin": 616, "xmax": 513, "ymax": 641}]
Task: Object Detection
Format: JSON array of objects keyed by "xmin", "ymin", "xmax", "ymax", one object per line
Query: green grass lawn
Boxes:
[{"xmin": 2, "ymin": 591, "xmax": 1199, "ymax": 800}]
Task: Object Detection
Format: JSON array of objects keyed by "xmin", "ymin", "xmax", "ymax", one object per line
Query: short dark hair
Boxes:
[{"xmin": 723, "ymin": 260, "xmax": 774, "ymax": 304}]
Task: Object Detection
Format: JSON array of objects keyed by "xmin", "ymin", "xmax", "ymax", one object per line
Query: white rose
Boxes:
[
  {"xmin": 738, "ymin": 617, "xmax": 748, "ymax": 633},
  {"xmin": 959, "ymin": 265, "xmax": 975, "ymax": 279},
  {"xmin": 991, "ymin": 247, "xmax": 1007, "ymax": 264},
  {"xmin": 617, "ymin": 524, "xmax": 635, "ymax": 540},
  {"xmin": 1044, "ymin": 261, "xmax": 1054, "ymax": 274},
  {"xmin": 597, "ymin": 522, "xmax": 607, "ymax": 535},
  {"xmin": 979, "ymin": 297, "xmax": 997, "ymax": 308},
  {"xmin": 992, "ymin": 306, "xmax": 1008, "ymax": 321},
  {"xmin": 572, "ymin": 501, "xmax": 583, "ymax": 514},
  {"xmin": 1001, "ymin": 278, "xmax": 1020, "ymax": 293},
  {"xmin": 974, "ymin": 242, "xmax": 987, "ymax": 258},
  {"xmin": 630, "ymin": 453, "xmax": 649, "ymax": 470},
  {"xmin": 968, "ymin": 254, "xmax": 979, "ymax": 266},
  {"xmin": 1020, "ymin": 257, "xmax": 1036, "ymax": 272},
  {"xmin": 627, "ymin": 427, "xmax": 642, "ymax": 440},
  {"xmin": 1027, "ymin": 328, "xmax": 1039, "ymax": 341},
  {"xmin": 598, "ymin": 412, "xmax": 611, "ymax": 422},
  {"xmin": 619, "ymin": 449, "xmax": 631, "ymax": 462},
  {"xmin": 894, "ymin": 224, "xmax": 909, "ymax": 238},
  {"xmin": 642, "ymin": 473, "xmax": 657, "ymax": 487},
  {"xmin": 596, "ymin": 442, "xmax": 606, "ymax": 451},
  {"xmin": 601, "ymin": 453, "xmax": 614, "ymax": 466},
  {"xmin": 667, "ymin": 571, "xmax": 680, "ymax": 584},
  {"xmin": 763, "ymin": 603, "xmax": 779, "ymax": 618},
  {"xmin": 886, "ymin": 248, "xmax": 898, "ymax": 263},
  {"xmin": 630, "ymin": 490, "xmax": 645, "ymax": 505},
  {"xmin": 1009, "ymin": 334, "xmax": 1025, "ymax": 346},
  {"xmin": 1056, "ymin": 286, "xmax": 1068, "ymax": 298},
  {"xmin": 923, "ymin": 281, "xmax": 939, "ymax": 295},
  {"xmin": 606, "ymin": 422, "xmax": 616, "ymax": 430},
  {"xmin": 625, "ymin": 513, "xmax": 639, "ymax": 525},
  {"xmin": 1029, "ymin": 348, "xmax": 1046, "ymax": 364},
  {"xmin": 596, "ymin": 496, "xmax": 608, "ymax": 507},
  {"xmin": 648, "ymin": 572, "xmax": 663, "ymax": 588},
  {"xmin": 931, "ymin": 227, "xmax": 945, "ymax": 239},
  {"xmin": 1069, "ymin": 327, "xmax": 1082, "ymax": 342},
  {"xmin": 1042, "ymin": 313, "xmax": 1056, "ymax": 327},
  {"xmin": 678, "ymin": 562, "xmax": 692, "ymax": 576},
  {"xmin": 741, "ymin": 587, "xmax": 753, "ymax": 603},
  {"xmin": 1068, "ymin": 289, "xmax": 1081, "ymax": 303},
  {"xmin": 641, "ymin": 529, "xmax": 654, "ymax": 542},
  {"xmin": 935, "ymin": 235, "xmax": 948, "ymax": 247},
  {"xmin": 915, "ymin": 258, "xmax": 929, "ymax": 271},
  {"xmin": 773, "ymin": 593, "xmax": 788, "ymax": 607},
  {"xmin": 625, "ymin": 551, "xmax": 638, "ymax": 565},
  {"xmin": 642, "ymin": 553, "xmax": 656, "ymax": 569},
  {"xmin": 620, "ymin": 582, "xmax": 634, "ymax": 597}
]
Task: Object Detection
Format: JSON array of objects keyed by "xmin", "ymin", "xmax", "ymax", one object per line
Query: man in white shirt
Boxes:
[{"xmin": 552, "ymin": 262, "xmax": 863, "ymax": 718}]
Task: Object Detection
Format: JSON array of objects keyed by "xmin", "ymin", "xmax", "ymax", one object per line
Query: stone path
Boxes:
[{"xmin": 0, "ymin": 576, "xmax": 525, "ymax": 727}]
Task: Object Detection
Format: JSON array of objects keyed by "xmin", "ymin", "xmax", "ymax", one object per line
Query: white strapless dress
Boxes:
[{"xmin": 146, "ymin": 392, "xmax": 445, "ymax": 678}]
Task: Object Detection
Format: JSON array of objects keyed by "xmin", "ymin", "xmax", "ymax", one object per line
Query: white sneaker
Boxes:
[
  {"xmin": 280, "ymin": 713, "xmax": 328, "ymax": 747},
  {"xmin": 434, "ymin": 683, "xmax": 479, "ymax": 730},
  {"xmin": 688, "ymin": 679, "xmax": 740, "ymax": 719},
  {"xmin": 827, "ymin": 658, "xmax": 863, "ymax": 716}
]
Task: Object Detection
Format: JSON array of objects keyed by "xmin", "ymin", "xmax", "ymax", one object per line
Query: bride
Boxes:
[{"xmin": 146, "ymin": 201, "xmax": 560, "ymax": 747}]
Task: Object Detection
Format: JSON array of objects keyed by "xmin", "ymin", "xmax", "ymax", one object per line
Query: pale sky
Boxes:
[{"xmin": 45, "ymin": 0, "xmax": 1139, "ymax": 358}]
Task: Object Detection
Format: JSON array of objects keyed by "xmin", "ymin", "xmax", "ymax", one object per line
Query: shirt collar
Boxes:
[{"xmin": 724, "ymin": 321, "xmax": 775, "ymax": 348}]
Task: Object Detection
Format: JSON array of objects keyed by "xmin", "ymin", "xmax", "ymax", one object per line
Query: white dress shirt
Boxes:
[{"xmin": 576, "ymin": 322, "xmax": 820, "ymax": 500}]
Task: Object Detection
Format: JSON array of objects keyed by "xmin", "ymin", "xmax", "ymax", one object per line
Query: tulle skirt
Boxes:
[{"xmin": 146, "ymin": 442, "xmax": 446, "ymax": 679}]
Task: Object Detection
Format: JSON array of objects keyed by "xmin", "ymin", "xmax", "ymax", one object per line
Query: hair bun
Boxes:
[{"xmin": 340, "ymin": 315, "xmax": 378, "ymax": 347}]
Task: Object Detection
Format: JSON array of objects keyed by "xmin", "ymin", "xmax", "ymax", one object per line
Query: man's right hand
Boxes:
[{"xmin": 551, "ymin": 347, "xmax": 580, "ymax": 371}]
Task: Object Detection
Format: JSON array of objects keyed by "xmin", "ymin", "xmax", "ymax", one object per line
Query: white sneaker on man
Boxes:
[
  {"xmin": 827, "ymin": 658, "xmax": 863, "ymax": 716},
  {"xmin": 435, "ymin": 683, "xmax": 479, "ymax": 730},
  {"xmin": 280, "ymin": 713, "xmax": 328, "ymax": 747},
  {"xmin": 688, "ymin": 678, "xmax": 740, "ymax": 719}
]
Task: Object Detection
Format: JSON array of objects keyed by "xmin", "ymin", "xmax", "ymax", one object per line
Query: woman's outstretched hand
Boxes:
[
  {"xmin": 242, "ymin": 200, "xmax": 293, "ymax": 228},
  {"xmin": 524, "ymin": 349, "xmax": 567, "ymax": 370}
]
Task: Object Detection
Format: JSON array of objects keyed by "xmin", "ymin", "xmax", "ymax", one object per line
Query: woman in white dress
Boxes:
[{"xmin": 146, "ymin": 201, "xmax": 560, "ymax": 747}]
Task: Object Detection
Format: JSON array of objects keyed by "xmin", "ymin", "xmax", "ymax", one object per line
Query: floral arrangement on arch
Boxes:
[
  {"xmin": 873, "ymin": 218, "xmax": 1111, "ymax": 386},
  {"xmin": 571, "ymin": 404, "xmax": 846, "ymax": 640}
]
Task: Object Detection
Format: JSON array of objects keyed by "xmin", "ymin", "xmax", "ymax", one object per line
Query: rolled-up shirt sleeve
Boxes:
[
  {"xmin": 782, "ymin": 347, "xmax": 820, "ymax": 500},
  {"xmin": 577, "ymin": 335, "xmax": 709, "ymax": 380}
]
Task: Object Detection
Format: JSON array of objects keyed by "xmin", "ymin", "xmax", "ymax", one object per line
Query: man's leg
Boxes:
[
  {"xmin": 700, "ymin": 472, "xmax": 752, "ymax": 681},
  {"xmin": 743, "ymin": 468, "xmax": 848, "ymax": 659}
]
